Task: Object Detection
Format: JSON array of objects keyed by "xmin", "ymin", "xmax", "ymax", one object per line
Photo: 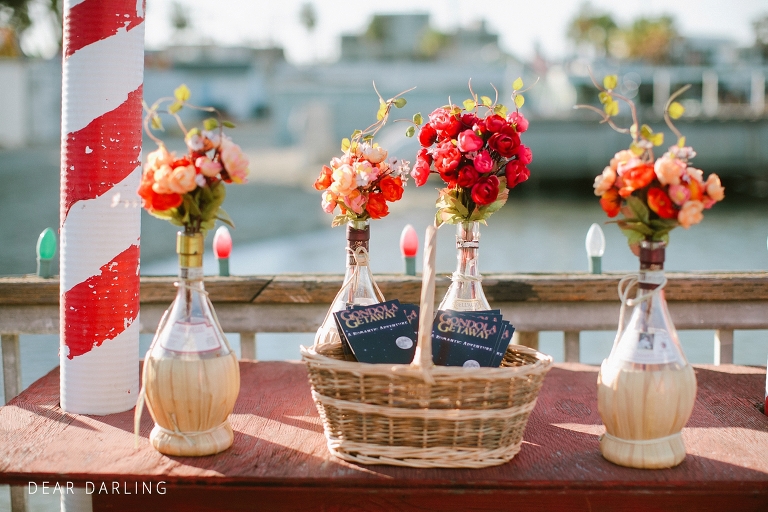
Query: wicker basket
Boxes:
[{"xmin": 301, "ymin": 226, "xmax": 553, "ymax": 468}]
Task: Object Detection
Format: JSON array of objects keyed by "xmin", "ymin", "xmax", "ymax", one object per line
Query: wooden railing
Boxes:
[{"xmin": 2, "ymin": 272, "xmax": 767, "ymax": 405}]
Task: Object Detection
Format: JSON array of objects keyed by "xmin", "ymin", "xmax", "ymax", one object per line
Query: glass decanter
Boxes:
[
  {"xmin": 438, "ymin": 221, "xmax": 491, "ymax": 312},
  {"xmin": 314, "ymin": 219, "xmax": 384, "ymax": 352},
  {"xmin": 142, "ymin": 230, "xmax": 240, "ymax": 456},
  {"xmin": 597, "ymin": 240, "xmax": 696, "ymax": 469}
]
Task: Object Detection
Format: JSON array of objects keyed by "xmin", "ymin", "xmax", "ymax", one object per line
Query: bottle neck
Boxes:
[
  {"xmin": 346, "ymin": 220, "xmax": 370, "ymax": 267},
  {"xmin": 455, "ymin": 221, "xmax": 480, "ymax": 277},
  {"xmin": 638, "ymin": 241, "xmax": 665, "ymax": 291}
]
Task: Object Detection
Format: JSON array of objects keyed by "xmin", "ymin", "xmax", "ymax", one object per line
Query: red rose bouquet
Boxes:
[
  {"xmin": 138, "ymin": 85, "xmax": 249, "ymax": 235},
  {"xmin": 314, "ymin": 87, "xmax": 412, "ymax": 226},
  {"xmin": 409, "ymin": 79, "xmax": 532, "ymax": 225},
  {"xmin": 578, "ymin": 75, "xmax": 724, "ymax": 245}
]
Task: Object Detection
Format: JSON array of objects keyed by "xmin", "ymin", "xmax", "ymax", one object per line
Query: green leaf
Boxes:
[
  {"xmin": 598, "ymin": 91, "xmax": 611, "ymax": 104},
  {"xmin": 603, "ymin": 75, "xmax": 618, "ymax": 90},
  {"xmin": 514, "ymin": 95, "xmax": 525, "ymax": 108},
  {"xmin": 376, "ymin": 101, "xmax": 388, "ymax": 121},
  {"xmin": 405, "ymin": 126, "xmax": 416, "ymax": 137},
  {"xmin": 640, "ymin": 124, "xmax": 654, "ymax": 140},
  {"xmin": 363, "ymin": 134, "xmax": 374, "ymax": 142},
  {"xmin": 393, "ymin": 97, "xmax": 407, "ymax": 108},
  {"xmin": 351, "ymin": 129, "xmax": 362, "ymax": 138},
  {"xmin": 493, "ymin": 104, "xmax": 508, "ymax": 117},
  {"xmin": 187, "ymin": 127, "xmax": 200, "ymax": 137},
  {"xmin": 604, "ymin": 100, "xmax": 618, "ymax": 116},
  {"xmin": 341, "ymin": 138, "xmax": 351, "ymax": 152},
  {"xmin": 168, "ymin": 101, "xmax": 183, "ymax": 114},
  {"xmin": 623, "ymin": 221, "xmax": 654, "ymax": 236},
  {"xmin": 626, "ymin": 196, "xmax": 650, "ymax": 225},
  {"xmin": 629, "ymin": 141, "xmax": 645, "ymax": 156},
  {"xmin": 620, "ymin": 228, "xmax": 645, "ymax": 245},
  {"xmin": 463, "ymin": 99, "xmax": 476, "ymax": 111},
  {"xmin": 203, "ymin": 118, "xmax": 219, "ymax": 131},
  {"xmin": 222, "ymin": 120, "xmax": 236, "ymax": 128},
  {"xmin": 150, "ymin": 115, "xmax": 163, "ymax": 131},
  {"xmin": 512, "ymin": 77, "xmax": 523, "ymax": 91},
  {"xmin": 481, "ymin": 96, "xmax": 492, "ymax": 107},
  {"xmin": 677, "ymin": 136, "xmax": 686, "ymax": 147},
  {"xmin": 216, "ymin": 207, "xmax": 235, "ymax": 229},
  {"xmin": 331, "ymin": 214, "xmax": 350, "ymax": 228},
  {"xmin": 174, "ymin": 84, "xmax": 191, "ymax": 102},
  {"xmin": 413, "ymin": 113, "xmax": 423, "ymax": 125},
  {"xmin": 650, "ymin": 132, "xmax": 664, "ymax": 146},
  {"xmin": 201, "ymin": 181, "xmax": 226, "ymax": 222},
  {"xmin": 630, "ymin": 124, "xmax": 638, "ymax": 138},
  {"xmin": 435, "ymin": 211, "xmax": 444, "ymax": 228},
  {"xmin": 668, "ymin": 101, "xmax": 685, "ymax": 120}
]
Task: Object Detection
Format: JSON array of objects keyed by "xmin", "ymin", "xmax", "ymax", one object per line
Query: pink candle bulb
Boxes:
[
  {"xmin": 400, "ymin": 225, "xmax": 418, "ymax": 276},
  {"xmin": 213, "ymin": 226, "xmax": 232, "ymax": 276}
]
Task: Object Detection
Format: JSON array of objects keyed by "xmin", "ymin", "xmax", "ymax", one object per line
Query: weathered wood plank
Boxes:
[
  {"xmin": 2, "ymin": 272, "xmax": 767, "ymax": 306},
  {"xmin": 0, "ymin": 361, "xmax": 766, "ymax": 512}
]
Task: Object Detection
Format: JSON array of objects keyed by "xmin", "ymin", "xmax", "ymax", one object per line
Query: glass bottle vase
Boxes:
[
  {"xmin": 438, "ymin": 221, "xmax": 491, "ymax": 312},
  {"xmin": 142, "ymin": 231, "xmax": 240, "ymax": 456},
  {"xmin": 597, "ymin": 240, "xmax": 696, "ymax": 469},
  {"xmin": 314, "ymin": 219, "xmax": 383, "ymax": 355}
]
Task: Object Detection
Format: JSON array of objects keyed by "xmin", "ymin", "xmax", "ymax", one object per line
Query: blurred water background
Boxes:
[{"xmin": 2, "ymin": 1, "xmax": 768, "ymax": 508}]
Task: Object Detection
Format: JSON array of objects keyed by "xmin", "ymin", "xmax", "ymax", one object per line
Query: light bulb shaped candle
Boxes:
[
  {"xmin": 36, "ymin": 228, "xmax": 56, "ymax": 278},
  {"xmin": 400, "ymin": 224, "xmax": 419, "ymax": 276},
  {"xmin": 213, "ymin": 226, "xmax": 232, "ymax": 277},
  {"xmin": 585, "ymin": 223, "xmax": 606, "ymax": 274}
]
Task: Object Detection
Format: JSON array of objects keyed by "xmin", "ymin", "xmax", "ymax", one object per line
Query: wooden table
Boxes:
[{"xmin": 1, "ymin": 361, "xmax": 767, "ymax": 511}]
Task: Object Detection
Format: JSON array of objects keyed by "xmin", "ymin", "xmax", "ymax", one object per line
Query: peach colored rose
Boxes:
[
  {"xmin": 593, "ymin": 166, "xmax": 616, "ymax": 196},
  {"xmin": 330, "ymin": 164, "xmax": 356, "ymax": 196},
  {"xmin": 321, "ymin": 191, "xmax": 337, "ymax": 213},
  {"xmin": 610, "ymin": 150, "xmax": 635, "ymax": 172},
  {"xmin": 616, "ymin": 157, "xmax": 644, "ymax": 176},
  {"xmin": 353, "ymin": 160, "xmax": 378, "ymax": 186},
  {"xmin": 147, "ymin": 146, "xmax": 174, "ymax": 170},
  {"xmin": 667, "ymin": 184, "xmax": 690, "ymax": 206},
  {"xmin": 686, "ymin": 167, "xmax": 704, "ymax": 184},
  {"xmin": 167, "ymin": 164, "xmax": 197, "ymax": 194},
  {"xmin": 220, "ymin": 136, "xmax": 249, "ymax": 184},
  {"xmin": 678, "ymin": 200, "xmax": 704, "ymax": 229},
  {"xmin": 195, "ymin": 156, "xmax": 223, "ymax": 178},
  {"xmin": 654, "ymin": 155, "xmax": 685, "ymax": 186},
  {"xmin": 362, "ymin": 144, "xmax": 387, "ymax": 164},
  {"xmin": 344, "ymin": 190, "xmax": 366, "ymax": 215},
  {"xmin": 705, "ymin": 173, "xmax": 725, "ymax": 202},
  {"xmin": 151, "ymin": 164, "xmax": 174, "ymax": 194}
]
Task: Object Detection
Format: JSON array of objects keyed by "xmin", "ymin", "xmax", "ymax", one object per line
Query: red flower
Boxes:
[
  {"xmin": 412, "ymin": 150, "xmax": 432, "ymax": 187},
  {"xmin": 471, "ymin": 175, "xmax": 500, "ymax": 206},
  {"xmin": 138, "ymin": 171, "xmax": 182, "ymax": 212},
  {"xmin": 433, "ymin": 140, "xmax": 461, "ymax": 176},
  {"xmin": 487, "ymin": 127, "xmax": 520, "ymax": 158},
  {"xmin": 313, "ymin": 165, "xmax": 333, "ymax": 191},
  {"xmin": 600, "ymin": 189, "xmax": 622, "ymax": 218},
  {"xmin": 507, "ymin": 111, "xmax": 529, "ymax": 133},
  {"xmin": 457, "ymin": 164, "xmax": 480, "ymax": 188},
  {"xmin": 418, "ymin": 123, "xmax": 437, "ymax": 147},
  {"xmin": 618, "ymin": 163, "xmax": 655, "ymax": 198},
  {"xmin": 429, "ymin": 107, "xmax": 462, "ymax": 139},
  {"xmin": 505, "ymin": 160, "xmax": 530, "ymax": 188},
  {"xmin": 457, "ymin": 129, "xmax": 483, "ymax": 152},
  {"xmin": 647, "ymin": 187, "xmax": 678, "ymax": 219},
  {"xmin": 366, "ymin": 192, "xmax": 389, "ymax": 219},
  {"xmin": 484, "ymin": 114, "xmax": 507, "ymax": 133},
  {"xmin": 460, "ymin": 113, "xmax": 479, "ymax": 128},
  {"xmin": 379, "ymin": 176, "xmax": 404, "ymax": 202},
  {"xmin": 515, "ymin": 145, "xmax": 532, "ymax": 165}
]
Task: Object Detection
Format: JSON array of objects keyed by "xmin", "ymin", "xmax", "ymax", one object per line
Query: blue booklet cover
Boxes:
[
  {"xmin": 491, "ymin": 321, "xmax": 515, "ymax": 367},
  {"xmin": 400, "ymin": 303, "xmax": 420, "ymax": 338},
  {"xmin": 333, "ymin": 300, "xmax": 417, "ymax": 364},
  {"xmin": 431, "ymin": 310, "xmax": 502, "ymax": 367}
]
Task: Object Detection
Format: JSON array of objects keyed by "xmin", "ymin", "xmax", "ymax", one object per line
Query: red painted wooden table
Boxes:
[{"xmin": 1, "ymin": 361, "xmax": 767, "ymax": 511}]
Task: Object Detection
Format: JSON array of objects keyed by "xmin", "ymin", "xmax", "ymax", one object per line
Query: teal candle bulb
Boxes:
[{"xmin": 36, "ymin": 228, "xmax": 56, "ymax": 278}]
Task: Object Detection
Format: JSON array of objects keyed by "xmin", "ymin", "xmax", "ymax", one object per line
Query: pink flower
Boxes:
[
  {"xmin": 428, "ymin": 107, "xmax": 461, "ymax": 139},
  {"xmin": 195, "ymin": 156, "xmax": 223, "ymax": 178},
  {"xmin": 610, "ymin": 150, "xmax": 635, "ymax": 172},
  {"xmin": 219, "ymin": 136, "xmax": 249, "ymax": 183},
  {"xmin": 473, "ymin": 150, "xmax": 493, "ymax": 173},
  {"xmin": 654, "ymin": 155, "xmax": 685, "ymax": 186},
  {"xmin": 344, "ymin": 190, "xmax": 366, "ymax": 215},
  {"xmin": 353, "ymin": 160, "xmax": 378, "ymax": 186},
  {"xmin": 457, "ymin": 129, "xmax": 483, "ymax": 152},
  {"xmin": 411, "ymin": 149, "xmax": 431, "ymax": 187},
  {"xmin": 167, "ymin": 164, "xmax": 197, "ymax": 194},
  {"xmin": 507, "ymin": 112, "xmax": 528, "ymax": 133},
  {"xmin": 678, "ymin": 200, "xmax": 704, "ymax": 229},
  {"xmin": 330, "ymin": 164, "xmax": 356, "ymax": 196},
  {"xmin": 433, "ymin": 139, "xmax": 462, "ymax": 176},
  {"xmin": 667, "ymin": 184, "xmax": 691, "ymax": 206},
  {"xmin": 321, "ymin": 191, "xmax": 337, "ymax": 213},
  {"xmin": 515, "ymin": 145, "xmax": 532, "ymax": 165},
  {"xmin": 705, "ymin": 173, "xmax": 724, "ymax": 202},
  {"xmin": 505, "ymin": 160, "xmax": 530, "ymax": 188},
  {"xmin": 593, "ymin": 166, "xmax": 616, "ymax": 196}
]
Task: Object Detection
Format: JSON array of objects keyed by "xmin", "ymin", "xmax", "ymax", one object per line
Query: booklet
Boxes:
[
  {"xmin": 431, "ymin": 310, "xmax": 502, "ymax": 367},
  {"xmin": 400, "ymin": 303, "xmax": 420, "ymax": 339},
  {"xmin": 333, "ymin": 300, "xmax": 417, "ymax": 364},
  {"xmin": 491, "ymin": 321, "xmax": 516, "ymax": 367}
]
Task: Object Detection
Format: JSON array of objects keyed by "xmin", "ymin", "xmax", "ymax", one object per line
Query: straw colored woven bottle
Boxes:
[
  {"xmin": 142, "ymin": 231, "xmax": 240, "ymax": 456},
  {"xmin": 438, "ymin": 221, "xmax": 491, "ymax": 312},
  {"xmin": 598, "ymin": 241, "xmax": 696, "ymax": 469},
  {"xmin": 314, "ymin": 219, "xmax": 384, "ymax": 349}
]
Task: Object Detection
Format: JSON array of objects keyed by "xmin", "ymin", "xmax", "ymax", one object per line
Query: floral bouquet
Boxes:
[
  {"xmin": 580, "ymin": 75, "xmax": 724, "ymax": 245},
  {"xmin": 409, "ymin": 79, "xmax": 532, "ymax": 226},
  {"xmin": 314, "ymin": 87, "xmax": 412, "ymax": 226},
  {"xmin": 138, "ymin": 84, "xmax": 249, "ymax": 235}
]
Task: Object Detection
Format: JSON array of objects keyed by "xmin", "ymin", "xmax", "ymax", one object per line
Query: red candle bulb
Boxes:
[
  {"xmin": 213, "ymin": 226, "xmax": 232, "ymax": 260},
  {"xmin": 400, "ymin": 225, "xmax": 418, "ymax": 276}
]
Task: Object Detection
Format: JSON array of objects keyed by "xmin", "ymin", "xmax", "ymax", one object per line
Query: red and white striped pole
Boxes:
[{"xmin": 60, "ymin": 0, "xmax": 145, "ymax": 414}]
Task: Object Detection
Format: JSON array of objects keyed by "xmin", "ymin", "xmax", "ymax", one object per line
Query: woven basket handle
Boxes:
[{"xmin": 411, "ymin": 224, "xmax": 436, "ymax": 384}]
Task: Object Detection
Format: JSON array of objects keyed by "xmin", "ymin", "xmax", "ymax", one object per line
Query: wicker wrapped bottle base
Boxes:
[
  {"xmin": 599, "ymin": 431, "xmax": 686, "ymax": 469},
  {"xmin": 150, "ymin": 422, "xmax": 234, "ymax": 457}
]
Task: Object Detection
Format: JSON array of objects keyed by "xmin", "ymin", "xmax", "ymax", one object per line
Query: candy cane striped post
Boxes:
[{"xmin": 60, "ymin": 0, "xmax": 145, "ymax": 414}]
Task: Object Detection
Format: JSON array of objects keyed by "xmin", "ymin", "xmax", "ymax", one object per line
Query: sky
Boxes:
[{"xmin": 18, "ymin": 0, "xmax": 768, "ymax": 62}]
